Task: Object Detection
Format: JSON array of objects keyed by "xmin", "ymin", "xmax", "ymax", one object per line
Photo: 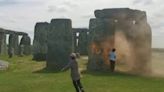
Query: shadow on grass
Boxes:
[
  {"xmin": 81, "ymin": 69, "xmax": 144, "ymax": 78},
  {"xmin": 34, "ymin": 67, "xmax": 142, "ymax": 78},
  {"xmin": 33, "ymin": 67, "xmax": 61, "ymax": 73}
]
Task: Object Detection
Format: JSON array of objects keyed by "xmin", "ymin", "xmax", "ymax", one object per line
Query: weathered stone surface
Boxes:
[
  {"xmin": 20, "ymin": 35, "xmax": 31, "ymax": 55},
  {"xmin": 47, "ymin": 19, "xmax": 72, "ymax": 70},
  {"xmin": 0, "ymin": 28, "xmax": 29, "ymax": 57},
  {"xmin": 0, "ymin": 28, "xmax": 27, "ymax": 36},
  {"xmin": 0, "ymin": 32, "xmax": 7, "ymax": 55},
  {"xmin": 8, "ymin": 34, "xmax": 14, "ymax": 58},
  {"xmin": 95, "ymin": 8, "xmax": 146, "ymax": 21},
  {"xmin": 33, "ymin": 22, "xmax": 49, "ymax": 61},
  {"xmin": 13, "ymin": 34, "xmax": 19, "ymax": 55},
  {"xmin": 88, "ymin": 8, "xmax": 152, "ymax": 74},
  {"xmin": 87, "ymin": 18, "xmax": 115, "ymax": 70},
  {"xmin": 8, "ymin": 33, "xmax": 19, "ymax": 57},
  {"xmin": 73, "ymin": 28, "xmax": 89, "ymax": 55}
]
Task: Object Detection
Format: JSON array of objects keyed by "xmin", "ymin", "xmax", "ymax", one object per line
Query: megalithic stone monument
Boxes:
[
  {"xmin": 0, "ymin": 28, "xmax": 29, "ymax": 57},
  {"xmin": 46, "ymin": 19, "xmax": 72, "ymax": 70},
  {"xmin": 87, "ymin": 8, "xmax": 152, "ymax": 74},
  {"xmin": 33, "ymin": 22, "xmax": 49, "ymax": 61},
  {"xmin": 8, "ymin": 33, "xmax": 19, "ymax": 57},
  {"xmin": 72, "ymin": 28, "xmax": 89, "ymax": 55},
  {"xmin": 0, "ymin": 32, "xmax": 7, "ymax": 55},
  {"xmin": 20, "ymin": 35, "xmax": 31, "ymax": 55}
]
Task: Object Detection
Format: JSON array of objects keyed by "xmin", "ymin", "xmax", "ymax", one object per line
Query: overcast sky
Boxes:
[{"xmin": 0, "ymin": 0, "xmax": 164, "ymax": 48}]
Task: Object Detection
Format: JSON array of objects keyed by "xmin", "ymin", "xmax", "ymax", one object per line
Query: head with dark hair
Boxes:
[
  {"xmin": 70, "ymin": 53, "xmax": 76, "ymax": 60},
  {"xmin": 112, "ymin": 48, "xmax": 116, "ymax": 52},
  {"xmin": 71, "ymin": 56, "xmax": 75, "ymax": 60}
]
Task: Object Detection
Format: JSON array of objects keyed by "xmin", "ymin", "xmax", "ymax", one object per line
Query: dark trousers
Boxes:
[
  {"xmin": 110, "ymin": 60, "xmax": 115, "ymax": 72},
  {"xmin": 72, "ymin": 79, "xmax": 84, "ymax": 92}
]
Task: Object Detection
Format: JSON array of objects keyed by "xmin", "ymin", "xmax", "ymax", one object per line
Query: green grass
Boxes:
[{"xmin": 0, "ymin": 55, "xmax": 164, "ymax": 92}]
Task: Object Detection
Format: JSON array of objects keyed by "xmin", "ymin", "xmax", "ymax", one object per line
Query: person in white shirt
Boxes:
[{"xmin": 109, "ymin": 48, "xmax": 116, "ymax": 72}]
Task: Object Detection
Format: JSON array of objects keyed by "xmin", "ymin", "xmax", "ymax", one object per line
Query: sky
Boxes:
[{"xmin": 0, "ymin": 0, "xmax": 164, "ymax": 48}]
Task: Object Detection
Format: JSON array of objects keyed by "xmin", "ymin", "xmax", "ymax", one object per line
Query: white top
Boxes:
[{"xmin": 109, "ymin": 51, "xmax": 116, "ymax": 61}]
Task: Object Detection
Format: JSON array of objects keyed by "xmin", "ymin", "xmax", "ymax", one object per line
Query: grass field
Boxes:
[{"xmin": 0, "ymin": 52, "xmax": 164, "ymax": 92}]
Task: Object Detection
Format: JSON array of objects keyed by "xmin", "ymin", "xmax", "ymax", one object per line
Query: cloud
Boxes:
[
  {"xmin": 81, "ymin": 13, "xmax": 94, "ymax": 19},
  {"xmin": 133, "ymin": 0, "xmax": 154, "ymax": 5},
  {"xmin": 46, "ymin": 0, "xmax": 79, "ymax": 13},
  {"xmin": 0, "ymin": 0, "xmax": 164, "ymax": 48},
  {"xmin": 62, "ymin": 1, "xmax": 79, "ymax": 8},
  {"xmin": 47, "ymin": 5, "xmax": 70, "ymax": 13},
  {"xmin": 0, "ymin": 0, "xmax": 45, "ymax": 7},
  {"xmin": 0, "ymin": 0, "xmax": 18, "ymax": 6}
]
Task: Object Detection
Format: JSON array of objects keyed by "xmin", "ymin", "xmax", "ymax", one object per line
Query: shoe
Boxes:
[{"xmin": 80, "ymin": 88, "xmax": 85, "ymax": 92}]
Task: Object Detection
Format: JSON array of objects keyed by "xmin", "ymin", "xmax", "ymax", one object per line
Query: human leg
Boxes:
[
  {"xmin": 77, "ymin": 79, "xmax": 84, "ymax": 92},
  {"xmin": 110, "ymin": 60, "xmax": 115, "ymax": 72},
  {"xmin": 73, "ymin": 80, "xmax": 80, "ymax": 92}
]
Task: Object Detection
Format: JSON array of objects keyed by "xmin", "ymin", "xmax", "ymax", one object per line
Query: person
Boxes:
[
  {"xmin": 109, "ymin": 48, "xmax": 116, "ymax": 72},
  {"xmin": 61, "ymin": 53, "xmax": 85, "ymax": 92}
]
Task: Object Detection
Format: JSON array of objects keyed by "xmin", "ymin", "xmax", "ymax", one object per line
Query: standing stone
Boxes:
[
  {"xmin": 47, "ymin": 19, "xmax": 72, "ymax": 70},
  {"xmin": 87, "ymin": 18, "xmax": 115, "ymax": 70},
  {"xmin": 13, "ymin": 34, "xmax": 19, "ymax": 55},
  {"xmin": 20, "ymin": 35, "xmax": 31, "ymax": 55},
  {"xmin": 19, "ymin": 44, "xmax": 24, "ymax": 56},
  {"xmin": 8, "ymin": 33, "xmax": 19, "ymax": 57},
  {"xmin": 0, "ymin": 28, "xmax": 29, "ymax": 57},
  {"xmin": 72, "ymin": 29, "xmax": 77, "ymax": 53},
  {"xmin": 73, "ymin": 28, "xmax": 89, "ymax": 55},
  {"xmin": 8, "ymin": 34, "xmax": 14, "ymax": 58},
  {"xmin": 88, "ymin": 8, "xmax": 152, "ymax": 74},
  {"xmin": 33, "ymin": 22, "xmax": 49, "ymax": 61},
  {"xmin": 0, "ymin": 32, "xmax": 7, "ymax": 55}
]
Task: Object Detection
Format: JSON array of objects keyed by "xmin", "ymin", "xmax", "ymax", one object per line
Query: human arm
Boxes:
[{"xmin": 61, "ymin": 61, "xmax": 71, "ymax": 71}]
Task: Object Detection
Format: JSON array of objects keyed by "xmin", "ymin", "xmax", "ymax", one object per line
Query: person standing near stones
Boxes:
[
  {"xmin": 61, "ymin": 53, "xmax": 85, "ymax": 92},
  {"xmin": 109, "ymin": 48, "xmax": 116, "ymax": 72}
]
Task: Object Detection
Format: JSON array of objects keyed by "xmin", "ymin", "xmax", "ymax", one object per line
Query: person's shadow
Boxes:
[
  {"xmin": 33, "ymin": 67, "xmax": 61, "ymax": 73},
  {"xmin": 80, "ymin": 69, "xmax": 141, "ymax": 78}
]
